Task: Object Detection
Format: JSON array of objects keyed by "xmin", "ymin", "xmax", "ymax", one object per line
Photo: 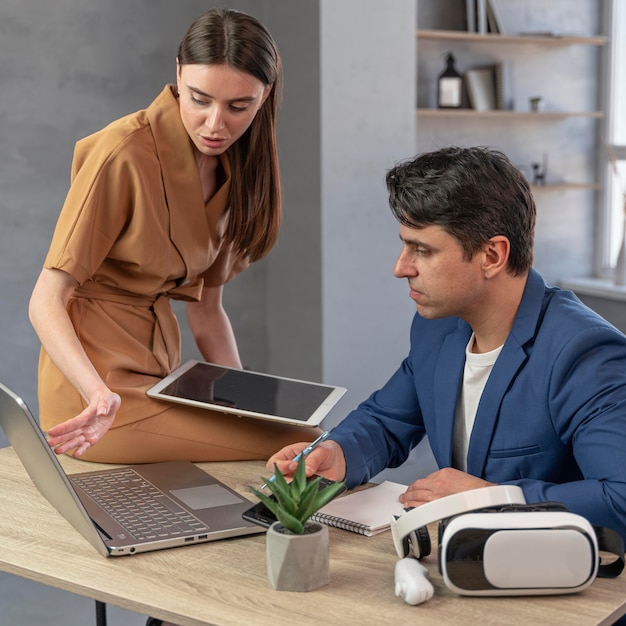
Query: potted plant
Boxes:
[{"xmin": 250, "ymin": 456, "xmax": 345, "ymax": 591}]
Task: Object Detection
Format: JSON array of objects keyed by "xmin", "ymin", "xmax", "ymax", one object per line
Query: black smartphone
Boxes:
[{"xmin": 242, "ymin": 476, "xmax": 346, "ymax": 528}]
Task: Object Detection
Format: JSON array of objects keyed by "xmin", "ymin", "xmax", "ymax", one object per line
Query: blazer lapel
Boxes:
[
  {"xmin": 431, "ymin": 322, "xmax": 470, "ymax": 466},
  {"xmin": 466, "ymin": 341, "xmax": 527, "ymax": 476},
  {"xmin": 466, "ymin": 270, "xmax": 546, "ymax": 476}
]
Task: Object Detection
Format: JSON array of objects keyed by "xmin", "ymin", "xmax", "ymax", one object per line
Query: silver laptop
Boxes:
[{"xmin": 0, "ymin": 382, "xmax": 263, "ymax": 557}]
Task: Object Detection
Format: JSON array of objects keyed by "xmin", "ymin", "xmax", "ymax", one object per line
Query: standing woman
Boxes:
[{"xmin": 29, "ymin": 8, "xmax": 316, "ymax": 463}]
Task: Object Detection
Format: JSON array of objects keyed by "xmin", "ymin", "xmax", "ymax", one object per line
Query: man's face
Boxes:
[{"xmin": 393, "ymin": 224, "xmax": 487, "ymax": 322}]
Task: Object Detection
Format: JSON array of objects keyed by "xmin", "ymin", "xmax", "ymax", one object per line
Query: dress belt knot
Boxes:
[{"xmin": 72, "ymin": 278, "xmax": 204, "ymax": 373}]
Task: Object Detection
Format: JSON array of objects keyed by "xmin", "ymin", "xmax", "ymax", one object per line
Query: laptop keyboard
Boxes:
[{"xmin": 71, "ymin": 468, "xmax": 210, "ymax": 541}]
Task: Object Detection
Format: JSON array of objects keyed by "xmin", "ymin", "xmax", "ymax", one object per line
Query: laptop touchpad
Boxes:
[{"xmin": 171, "ymin": 485, "xmax": 243, "ymax": 510}]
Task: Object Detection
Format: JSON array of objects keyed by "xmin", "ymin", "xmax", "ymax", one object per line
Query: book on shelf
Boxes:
[
  {"xmin": 465, "ymin": 0, "xmax": 476, "ymax": 32},
  {"xmin": 486, "ymin": 0, "xmax": 506, "ymax": 34},
  {"xmin": 467, "ymin": 0, "xmax": 506, "ymax": 35},
  {"xmin": 494, "ymin": 61, "xmax": 510, "ymax": 110},
  {"xmin": 311, "ymin": 480, "xmax": 407, "ymax": 537},
  {"xmin": 465, "ymin": 66, "xmax": 497, "ymax": 111},
  {"xmin": 476, "ymin": 0, "xmax": 487, "ymax": 34}
]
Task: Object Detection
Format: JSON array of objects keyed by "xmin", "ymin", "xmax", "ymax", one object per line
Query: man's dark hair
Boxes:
[{"xmin": 385, "ymin": 146, "xmax": 536, "ymax": 275}]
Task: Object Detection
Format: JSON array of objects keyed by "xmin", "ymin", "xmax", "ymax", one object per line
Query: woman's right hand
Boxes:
[
  {"xmin": 30, "ymin": 268, "xmax": 121, "ymax": 457},
  {"xmin": 46, "ymin": 389, "xmax": 121, "ymax": 457}
]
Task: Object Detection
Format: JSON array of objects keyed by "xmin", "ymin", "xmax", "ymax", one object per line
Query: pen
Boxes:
[{"xmin": 262, "ymin": 430, "xmax": 330, "ymax": 488}]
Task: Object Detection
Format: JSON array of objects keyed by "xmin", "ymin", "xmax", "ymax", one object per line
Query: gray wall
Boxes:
[
  {"xmin": 4, "ymin": 0, "xmax": 620, "ymax": 482},
  {"xmin": 1, "ymin": 0, "xmax": 432, "ymax": 481},
  {"xmin": 1, "ymin": 0, "xmax": 220, "ymax": 437}
]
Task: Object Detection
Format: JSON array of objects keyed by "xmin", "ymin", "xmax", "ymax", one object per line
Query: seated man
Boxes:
[{"xmin": 268, "ymin": 146, "xmax": 626, "ymax": 542}]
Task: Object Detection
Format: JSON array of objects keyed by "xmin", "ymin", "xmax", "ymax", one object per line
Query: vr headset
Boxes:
[{"xmin": 390, "ymin": 486, "xmax": 624, "ymax": 596}]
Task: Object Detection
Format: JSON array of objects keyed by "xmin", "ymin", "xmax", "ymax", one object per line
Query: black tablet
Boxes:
[{"xmin": 147, "ymin": 360, "xmax": 346, "ymax": 427}]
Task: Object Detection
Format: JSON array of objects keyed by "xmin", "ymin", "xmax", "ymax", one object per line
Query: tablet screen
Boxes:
[{"xmin": 147, "ymin": 361, "xmax": 346, "ymax": 427}]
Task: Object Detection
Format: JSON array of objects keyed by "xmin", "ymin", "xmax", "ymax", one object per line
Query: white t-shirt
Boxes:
[{"xmin": 452, "ymin": 334, "xmax": 503, "ymax": 472}]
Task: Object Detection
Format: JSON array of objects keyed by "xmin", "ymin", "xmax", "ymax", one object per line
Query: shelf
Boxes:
[
  {"xmin": 531, "ymin": 183, "xmax": 600, "ymax": 192},
  {"xmin": 416, "ymin": 109, "xmax": 604, "ymax": 119},
  {"xmin": 416, "ymin": 25, "xmax": 604, "ymax": 197},
  {"xmin": 417, "ymin": 29, "xmax": 607, "ymax": 46}
]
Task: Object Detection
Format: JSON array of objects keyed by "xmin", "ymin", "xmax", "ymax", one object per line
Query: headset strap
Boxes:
[
  {"xmin": 390, "ymin": 485, "xmax": 526, "ymax": 558},
  {"xmin": 595, "ymin": 526, "xmax": 625, "ymax": 578}
]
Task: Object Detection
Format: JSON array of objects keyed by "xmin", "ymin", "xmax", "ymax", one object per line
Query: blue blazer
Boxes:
[{"xmin": 331, "ymin": 270, "xmax": 626, "ymax": 540}]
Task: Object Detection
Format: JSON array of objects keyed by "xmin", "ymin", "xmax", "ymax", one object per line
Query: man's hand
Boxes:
[
  {"xmin": 266, "ymin": 440, "xmax": 347, "ymax": 482},
  {"xmin": 46, "ymin": 391, "xmax": 121, "ymax": 457},
  {"xmin": 400, "ymin": 467, "xmax": 494, "ymax": 508}
]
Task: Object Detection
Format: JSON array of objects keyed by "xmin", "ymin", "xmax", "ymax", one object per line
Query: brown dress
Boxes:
[{"xmin": 38, "ymin": 85, "xmax": 316, "ymax": 463}]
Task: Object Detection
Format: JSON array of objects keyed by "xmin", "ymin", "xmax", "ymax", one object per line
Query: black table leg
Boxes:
[{"xmin": 95, "ymin": 600, "xmax": 107, "ymax": 626}]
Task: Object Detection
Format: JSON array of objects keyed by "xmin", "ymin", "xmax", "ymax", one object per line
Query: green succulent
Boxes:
[{"xmin": 250, "ymin": 455, "xmax": 345, "ymax": 534}]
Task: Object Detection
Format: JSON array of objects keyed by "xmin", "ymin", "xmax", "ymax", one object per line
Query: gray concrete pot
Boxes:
[{"xmin": 266, "ymin": 521, "xmax": 330, "ymax": 591}]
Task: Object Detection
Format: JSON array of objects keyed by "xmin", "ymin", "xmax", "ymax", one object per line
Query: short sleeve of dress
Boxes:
[{"xmin": 44, "ymin": 124, "xmax": 151, "ymax": 285}]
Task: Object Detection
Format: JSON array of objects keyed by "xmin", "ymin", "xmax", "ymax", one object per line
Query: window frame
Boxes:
[{"xmin": 598, "ymin": 0, "xmax": 626, "ymax": 278}]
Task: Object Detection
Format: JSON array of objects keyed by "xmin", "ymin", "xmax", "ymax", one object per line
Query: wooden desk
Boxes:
[{"xmin": 0, "ymin": 447, "xmax": 624, "ymax": 626}]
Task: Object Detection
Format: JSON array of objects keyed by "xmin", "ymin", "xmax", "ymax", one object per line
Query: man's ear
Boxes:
[{"xmin": 482, "ymin": 236, "xmax": 510, "ymax": 278}]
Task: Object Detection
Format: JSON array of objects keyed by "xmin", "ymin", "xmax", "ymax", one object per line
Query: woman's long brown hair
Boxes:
[{"xmin": 177, "ymin": 8, "xmax": 282, "ymax": 262}]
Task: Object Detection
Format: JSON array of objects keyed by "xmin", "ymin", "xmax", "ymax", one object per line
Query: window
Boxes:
[{"xmin": 602, "ymin": 0, "xmax": 626, "ymax": 275}]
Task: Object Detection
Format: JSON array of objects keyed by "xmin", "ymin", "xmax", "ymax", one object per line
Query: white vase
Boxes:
[{"xmin": 266, "ymin": 521, "xmax": 330, "ymax": 591}]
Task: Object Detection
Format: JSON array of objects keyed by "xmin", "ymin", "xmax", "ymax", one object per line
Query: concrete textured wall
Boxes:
[
  {"xmin": 0, "ymin": 0, "xmax": 423, "ymax": 482},
  {"xmin": 1, "ymin": 0, "xmax": 619, "ymax": 481},
  {"xmin": 0, "ymin": 0, "xmax": 215, "ymax": 429},
  {"xmin": 0, "ymin": 0, "xmax": 267, "ymax": 440}
]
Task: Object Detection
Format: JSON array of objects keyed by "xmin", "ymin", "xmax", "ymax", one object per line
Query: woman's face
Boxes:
[{"xmin": 176, "ymin": 62, "xmax": 271, "ymax": 156}]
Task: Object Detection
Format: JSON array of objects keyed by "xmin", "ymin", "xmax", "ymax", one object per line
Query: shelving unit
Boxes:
[
  {"xmin": 531, "ymin": 183, "xmax": 600, "ymax": 192},
  {"xmin": 416, "ymin": 27, "xmax": 607, "ymax": 192},
  {"xmin": 417, "ymin": 29, "xmax": 607, "ymax": 47},
  {"xmin": 417, "ymin": 109, "xmax": 603, "ymax": 119}
]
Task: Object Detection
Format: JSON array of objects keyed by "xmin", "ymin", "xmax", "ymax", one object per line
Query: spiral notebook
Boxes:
[{"xmin": 311, "ymin": 481, "xmax": 407, "ymax": 536}]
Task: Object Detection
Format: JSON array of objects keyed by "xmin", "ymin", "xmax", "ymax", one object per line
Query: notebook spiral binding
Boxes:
[{"xmin": 311, "ymin": 512, "xmax": 372, "ymax": 535}]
